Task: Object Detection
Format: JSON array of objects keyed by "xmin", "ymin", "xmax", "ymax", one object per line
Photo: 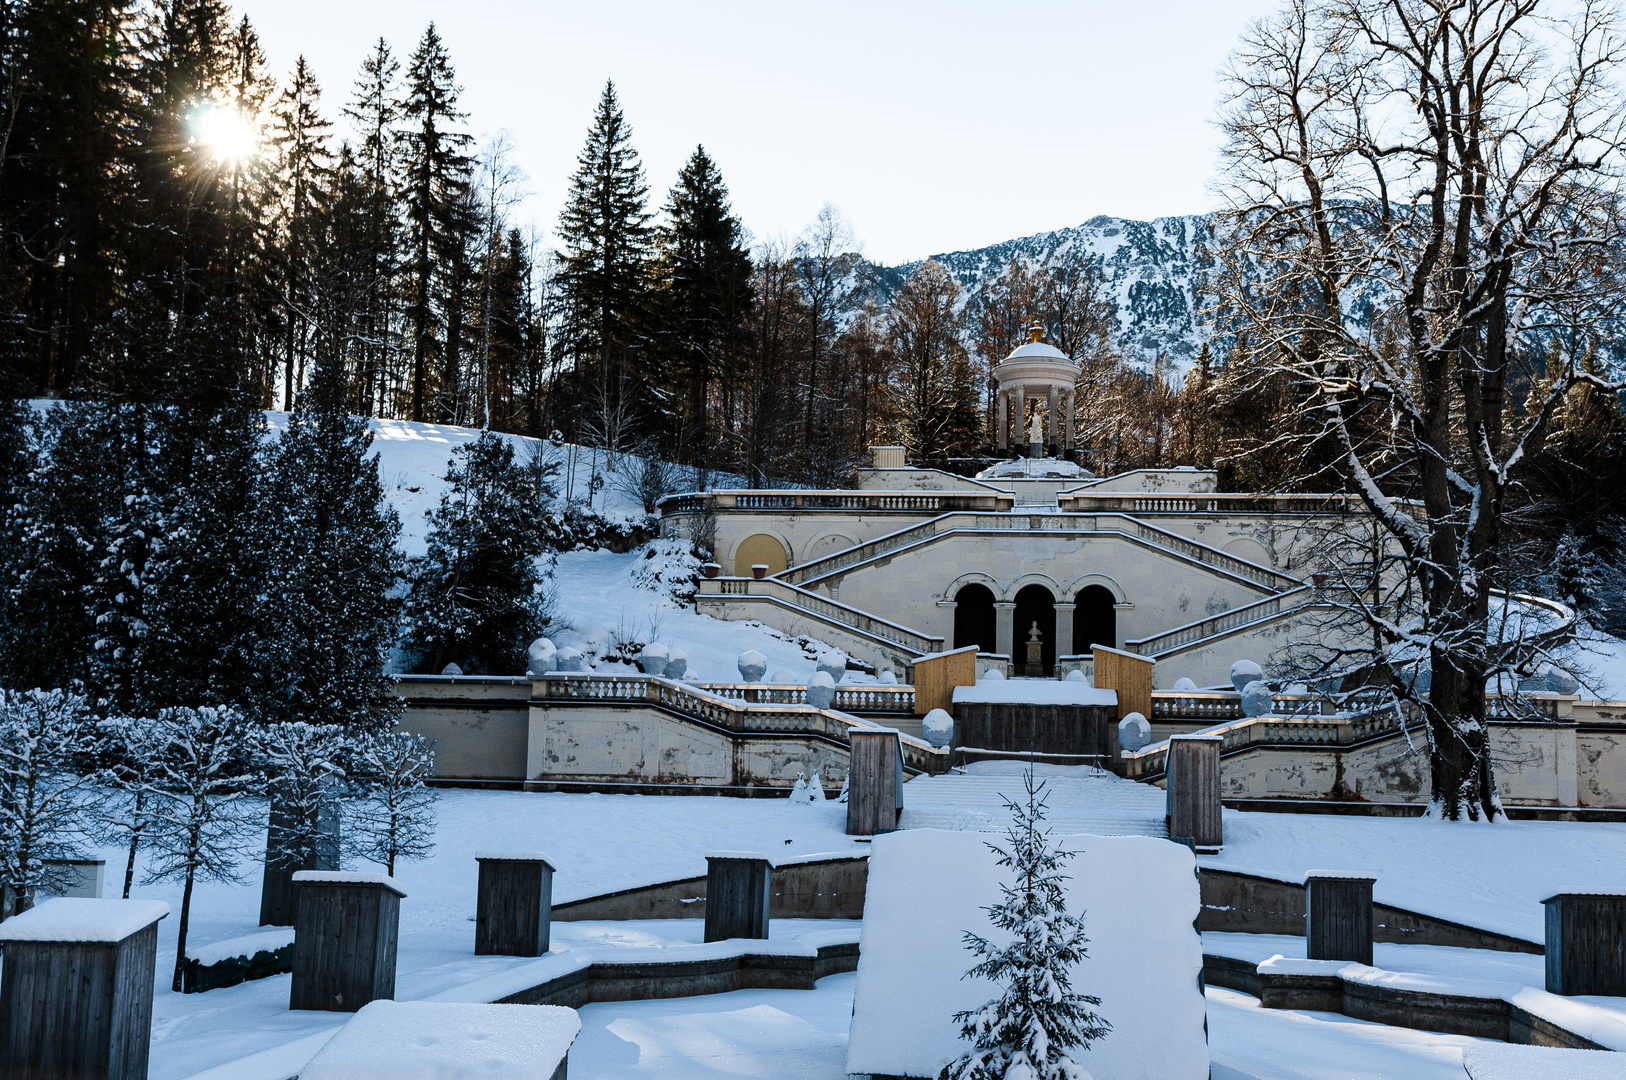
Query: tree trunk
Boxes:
[
  {"xmin": 173, "ymin": 867, "xmax": 195, "ymax": 993},
  {"xmin": 1425, "ymin": 655, "xmax": 1498, "ymax": 821}
]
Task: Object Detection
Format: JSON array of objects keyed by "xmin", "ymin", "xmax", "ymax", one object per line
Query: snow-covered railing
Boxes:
[
  {"xmin": 777, "ymin": 511, "xmax": 1300, "ymax": 592},
  {"xmin": 1151, "ymin": 689, "xmax": 1333, "ymax": 721},
  {"xmin": 701, "ymin": 577, "xmax": 944, "ymax": 655},
  {"xmin": 533, "ymin": 673, "xmax": 948, "ymax": 774},
  {"xmin": 1058, "ymin": 492, "xmax": 1363, "ymax": 516},
  {"xmin": 1129, "ymin": 589, "xmax": 1316, "ymax": 657},
  {"xmin": 695, "ymin": 683, "xmax": 917, "ymax": 714},
  {"xmin": 1484, "ymin": 692, "xmax": 1576, "ymax": 720},
  {"xmin": 1121, "ymin": 709, "xmax": 1411, "ymax": 780},
  {"xmin": 659, "ymin": 490, "xmax": 1013, "ymax": 516}
]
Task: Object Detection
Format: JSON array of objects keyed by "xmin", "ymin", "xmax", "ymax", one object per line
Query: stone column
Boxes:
[
  {"xmin": 1054, "ymin": 603, "xmax": 1076, "ymax": 660},
  {"xmin": 994, "ymin": 602, "xmax": 1016, "ymax": 660},
  {"xmin": 1065, "ymin": 390, "xmax": 1077, "ymax": 454},
  {"xmin": 1012, "ymin": 388, "xmax": 1026, "ymax": 456},
  {"xmin": 997, "ymin": 388, "xmax": 1008, "ymax": 450},
  {"xmin": 1047, "ymin": 385, "xmax": 1060, "ymax": 455}
]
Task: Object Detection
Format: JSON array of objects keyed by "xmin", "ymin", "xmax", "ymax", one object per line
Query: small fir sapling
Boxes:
[
  {"xmin": 349, "ymin": 730, "xmax": 438, "ymax": 875},
  {"xmin": 141, "ymin": 706, "xmax": 262, "ymax": 992},
  {"xmin": 0, "ymin": 688, "xmax": 102, "ymax": 916},
  {"xmin": 940, "ymin": 770, "xmax": 1110, "ymax": 1080}
]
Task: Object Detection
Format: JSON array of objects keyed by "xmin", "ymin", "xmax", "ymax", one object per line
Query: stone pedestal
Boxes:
[
  {"xmin": 846, "ymin": 729, "xmax": 904, "ymax": 836},
  {"xmin": 291, "ymin": 872, "xmax": 404, "ymax": 1012},
  {"xmin": 475, "ymin": 853, "xmax": 556, "ymax": 958},
  {"xmin": 0, "ymin": 898, "xmax": 168, "ymax": 1080},
  {"xmin": 1543, "ymin": 892, "xmax": 1626, "ymax": 995},
  {"xmin": 1305, "ymin": 871, "xmax": 1376, "ymax": 964},
  {"xmin": 703, "ymin": 852, "xmax": 773, "ymax": 942},
  {"xmin": 1166, "ymin": 735, "xmax": 1222, "ymax": 851}
]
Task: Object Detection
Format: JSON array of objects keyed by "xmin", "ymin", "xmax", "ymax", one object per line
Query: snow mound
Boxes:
[
  {"xmin": 1464, "ymin": 1043, "xmax": 1626, "ymax": 1079},
  {"xmin": 300, "ymin": 1000, "xmax": 579, "ymax": 1080}
]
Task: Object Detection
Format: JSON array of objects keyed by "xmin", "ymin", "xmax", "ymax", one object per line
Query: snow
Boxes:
[
  {"xmin": 703, "ymin": 851, "xmax": 775, "ymax": 865},
  {"xmin": 1202, "ymin": 932, "xmax": 1546, "ymax": 986},
  {"xmin": 186, "ymin": 927, "xmax": 294, "ymax": 967},
  {"xmin": 290, "ymin": 870, "xmax": 406, "ymax": 896},
  {"xmin": 0, "ymin": 898, "xmax": 168, "ymax": 942},
  {"xmin": 1463, "ymin": 1043, "xmax": 1626, "ymax": 1079},
  {"xmin": 299, "ymin": 1001, "xmax": 579, "ymax": 1080},
  {"xmin": 1304, "ymin": 869, "xmax": 1380, "ymax": 883},
  {"xmin": 1203, "ymin": 811, "xmax": 1626, "ymax": 943},
  {"xmin": 846, "ymin": 829, "xmax": 1208, "ymax": 1080},
  {"xmin": 473, "ymin": 852, "xmax": 556, "ymax": 865},
  {"xmin": 951, "ymin": 680, "xmax": 1117, "ymax": 706},
  {"xmin": 902, "ymin": 763, "xmax": 1168, "ymax": 837}
]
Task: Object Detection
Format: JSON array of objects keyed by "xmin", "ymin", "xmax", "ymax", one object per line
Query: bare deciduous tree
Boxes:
[{"xmin": 1214, "ymin": 0, "xmax": 1626, "ymax": 819}]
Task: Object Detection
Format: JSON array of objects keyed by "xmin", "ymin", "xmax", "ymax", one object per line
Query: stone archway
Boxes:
[
  {"xmin": 733, "ymin": 533, "xmax": 789, "ymax": 577},
  {"xmin": 953, "ymin": 584, "xmax": 997, "ymax": 654},
  {"xmin": 1013, "ymin": 584, "xmax": 1056, "ymax": 676},
  {"xmin": 1074, "ymin": 584, "xmax": 1117, "ymax": 652}
]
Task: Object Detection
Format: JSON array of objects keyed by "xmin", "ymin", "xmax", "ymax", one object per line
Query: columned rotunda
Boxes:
[{"xmin": 994, "ymin": 324, "xmax": 1078, "ymax": 457}]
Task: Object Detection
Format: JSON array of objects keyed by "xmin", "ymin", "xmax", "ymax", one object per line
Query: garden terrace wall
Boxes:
[{"xmin": 552, "ymin": 855, "xmax": 870, "ymax": 922}]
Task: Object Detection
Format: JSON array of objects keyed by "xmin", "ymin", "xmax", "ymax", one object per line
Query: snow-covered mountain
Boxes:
[{"xmin": 874, "ymin": 213, "xmax": 1221, "ymax": 371}]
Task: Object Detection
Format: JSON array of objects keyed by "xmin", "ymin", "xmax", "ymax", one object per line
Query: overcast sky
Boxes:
[{"xmin": 239, "ymin": 1, "xmax": 1275, "ymax": 265}]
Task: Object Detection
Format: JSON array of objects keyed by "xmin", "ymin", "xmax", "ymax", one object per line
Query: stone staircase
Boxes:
[{"xmin": 899, "ymin": 769, "xmax": 1169, "ymax": 838}]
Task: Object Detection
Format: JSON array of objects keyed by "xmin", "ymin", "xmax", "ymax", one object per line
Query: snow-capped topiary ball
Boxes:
[
  {"xmin": 806, "ymin": 670, "xmax": 837, "ymax": 710},
  {"xmin": 1230, "ymin": 659, "xmax": 1264, "ymax": 692},
  {"xmin": 1283, "ymin": 682, "xmax": 1309, "ymax": 696},
  {"xmin": 922, "ymin": 708, "xmax": 953, "ymax": 747},
  {"xmin": 770, "ymin": 669, "xmax": 797, "ymax": 684},
  {"xmin": 1173, "ymin": 677, "xmax": 1198, "ymax": 692},
  {"xmin": 1118, "ymin": 711, "xmax": 1151, "ymax": 752},
  {"xmin": 1065, "ymin": 669, "xmax": 1087, "ymax": 683},
  {"xmin": 738, "ymin": 650, "xmax": 767, "ymax": 683},
  {"xmin": 980, "ymin": 668, "xmax": 1005, "ymax": 681},
  {"xmin": 663, "ymin": 649, "xmax": 687, "ymax": 680},
  {"xmin": 1240, "ymin": 680, "xmax": 1274, "ymax": 717},
  {"xmin": 816, "ymin": 651, "xmax": 848, "ymax": 681},
  {"xmin": 877, "ymin": 669, "xmax": 897, "ymax": 685},
  {"xmin": 554, "ymin": 648, "xmax": 585, "ymax": 673},
  {"xmin": 441, "ymin": 662, "xmax": 464, "ymax": 677},
  {"xmin": 525, "ymin": 638, "xmax": 556, "ymax": 677},
  {"xmin": 637, "ymin": 643, "xmax": 670, "ymax": 675},
  {"xmin": 1546, "ymin": 666, "xmax": 1581, "ymax": 695}
]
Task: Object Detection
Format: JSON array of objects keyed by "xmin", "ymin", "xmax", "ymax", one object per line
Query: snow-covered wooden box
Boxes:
[
  {"xmin": 1544, "ymin": 891, "xmax": 1626, "ymax": 996},
  {"xmin": 846, "ymin": 829, "xmax": 1208, "ymax": 1080},
  {"xmin": 704, "ymin": 851, "xmax": 772, "ymax": 942},
  {"xmin": 847, "ymin": 729, "xmax": 903, "ymax": 836},
  {"xmin": 299, "ymin": 1000, "xmax": 580, "ymax": 1080},
  {"xmin": 1305, "ymin": 870, "xmax": 1376, "ymax": 965},
  {"xmin": 0, "ymin": 898, "xmax": 168, "ymax": 1080},
  {"xmin": 476, "ymin": 852, "xmax": 555, "ymax": 957},
  {"xmin": 291, "ymin": 871, "xmax": 404, "ymax": 1012},
  {"xmin": 1167, "ymin": 734, "xmax": 1222, "ymax": 851}
]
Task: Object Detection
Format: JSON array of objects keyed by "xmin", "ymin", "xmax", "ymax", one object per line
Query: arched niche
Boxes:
[
  {"xmin": 733, "ymin": 533, "xmax": 789, "ymax": 577},
  {"xmin": 1014, "ymin": 583, "xmax": 1057, "ymax": 675},
  {"xmin": 953, "ymin": 584, "xmax": 997, "ymax": 654},
  {"xmin": 1074, "ymin": 584, "xmax": 1118, "ymax": 653}
]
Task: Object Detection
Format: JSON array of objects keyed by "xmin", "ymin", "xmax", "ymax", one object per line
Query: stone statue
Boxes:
[{"xmin": 1029, "ymin": 409, "xmax": 1043, "ymax": 448}]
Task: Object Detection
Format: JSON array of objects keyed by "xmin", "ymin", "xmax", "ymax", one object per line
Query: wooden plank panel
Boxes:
[
  {"xmin": 911, "ymin": 647, "xmax": 978, "ymax": 716},
  {"xmin": 1545, "ymin": 893, "xmax": 1626, "ymax": 996},
  {"xmin": 1167, "ymin": 736, "xmax": 1222, "ymax": 849},
  {"xmin": 1094, "ymin": 645, "xmax": 1153, "ymax": 720},
  {"xmin": 477, "ymin": 861, "xmax": 551, "ymax": 957},
  {"xmin": 704, "ymin": 858, "xmax": 771, "ymax": 942},
  {"xmin": 846, "ymin": 731, "xmax": 901, "ymax": 836},
  {"xmin": 1307, "ymin": 876, "xmax": 1374, "ymax": 965}
]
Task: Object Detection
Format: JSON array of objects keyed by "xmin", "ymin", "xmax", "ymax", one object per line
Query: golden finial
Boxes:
[{"xmin": 1026, "ymin": 323, "xmax": 1045, "ymax": 343}]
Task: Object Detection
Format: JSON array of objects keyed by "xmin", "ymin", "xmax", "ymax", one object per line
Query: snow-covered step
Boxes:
[{"xmin": 899, "ymin": 764, "xmax": 1168, "ymax": 838}]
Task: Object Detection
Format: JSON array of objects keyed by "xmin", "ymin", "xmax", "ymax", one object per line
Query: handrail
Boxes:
[
  {"xmin": 704, "ymin": 577, "xmax": 943, "ymax": 655},
  {"xmin": 1058, "ymin": 492, "xmax": 1363, "ymax": 516},
  {"xmin": 1151, "ymin": 689, "xmax": 1334, "ymax": 721},
  {"xmin": 1127, "ymin": 588, "xmax": 1314, "ymax": 657},
  {"xmin": 532, "ymin": 673, "xmax": 948, "ymax": 773},
  {"xmin": 695, "ymin": 682, "xmax": 917, "ymax": 714},
  {"xmin": 1121, "ymin": 706, "xmax": 1413, "ymax": 780},
  {"xmin": 778, "ymin": 510, "xmax": 1301, "ymax": 592},
  {"xmin": 659, "ymin": 490, "xmax": 1014, "ymax": 516}
]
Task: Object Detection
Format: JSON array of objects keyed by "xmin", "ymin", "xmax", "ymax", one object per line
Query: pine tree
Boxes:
[
  {"xmin": 254, "ymin": 355, "xmax": 403, "ymax": 729},
  {"xmin": 402, "ymin": 432, "xmax": 549, "ymax": 674},
  {"xmin": 343, "ymin": 38, "xmax": 402, "ymax": 416},
  {"xmin": 941, "ymin": 771, "xmax": 1110, "ymax": 1080},
  {"xmin": 396, "ymin": 24, "xmax": 472, "ymax": 423},
  {"xmin": 556, "ymin": 81, "xmax": 653, "ymax": 440},
  {"xmin": 655, "ymin": 145, "xmax": 753, "ymax": 466},
  {"xmin": 269, "ymin": 56, "xmax": 333, "ymax": 410}
]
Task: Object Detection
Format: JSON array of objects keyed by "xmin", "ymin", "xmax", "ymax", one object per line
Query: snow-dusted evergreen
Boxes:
[
  {"xmin": 402, "ymin": 431, "xmax": 551, "ymax": 674},
  {"xmin": 0, "ymin": 688, "xmax": 100, "ymax": 917},
  {"xmin": 940, "ymin": 771, "xmax": 1110, "ymax": 1080}
]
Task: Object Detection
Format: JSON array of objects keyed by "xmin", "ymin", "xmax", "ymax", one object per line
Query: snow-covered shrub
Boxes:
[
  {"xmin": 526, "ymin": 638, "xmax": 557, "ymax": 676},
  {"xmin": 817, "ymin": 651, "xmax": 848, "ymax": 681},
  {"xmin": 1118, "ymin": 713, "xmax": 1151, "ymax": 753},
  {"xmin": 1229, "ymin": 659, "xmax": 1263, "ymax": 692},
  {"xmin": 1547, "ymin": 666, "xmax": 1581, "ymax": 695},
  {"xmin": 663, "ymin": 650, "xmax": 687, "ymax": 679},
  {"xmin": 939, "ymin": 771, "xmax": 1110, "ymax": 1080},
  {"xmin": 637, "ymin": 643, "xmax": 670, "ymax": 675},
  {"xmin": 807, "ymin": 671, "xmax": 836, "ymax": 709},
  {"xmin": 923, "ymin": 708, "xmax": 954, "ymax": 748},
  {"xmin": 1172, "ymin": 677, "xmax": 1198, "ymax": 692},
  {"xmin": 349, "ymin": 730, "xmax": 438, "ymax": 875},
  {"xmin": 631, "ymin": 539, "xmax": 702, "ymax": 605}
]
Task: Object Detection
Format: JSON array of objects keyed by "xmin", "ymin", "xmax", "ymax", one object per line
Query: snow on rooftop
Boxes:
[
  {"xmin": 704, "ymin": 851, "xmax": 775, "ymax": 866},
  {"xmin": 474, "ymin": 852, "xmax": 556, "ymax": 867},
  {"xmin": 299, "ymin": 1001, "xmax": 580, "ymax": 1080},
  {"xmin": 291, "ymin": 871, "xmax": 406, "ymax": 897},
  {"xmin": 0, "ymin": 897, "xmax": 168, "ymax": 942},
  {"xmin": 952, "ymin": 680, "xmax": 1116, "ymax": 706}
]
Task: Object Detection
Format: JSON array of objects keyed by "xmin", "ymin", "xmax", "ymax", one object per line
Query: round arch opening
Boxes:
[
  {"xmin": 953, "ymin": 584, "xmax": 997, "ymax": 654},
  {"xmin": 733, "ymin": 534, "xmax": 788, "ymax": 577},
  {"xmin": 1014, "ymin": 584, "xmax": 1057, "ymax": 675},
  {"xmin": 1074, "ymin": 585, "xmax": 1117, "ymax": 653}
]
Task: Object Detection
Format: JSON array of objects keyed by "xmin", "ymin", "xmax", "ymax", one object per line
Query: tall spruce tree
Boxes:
[
  {"xmin": 343, "ymin": 39, "xmax": 402, "ymax": 416},
  {"xmin": 396, "ymin": 24, "xmax": 471, "ymax": 423},
  {"xmin": 254, "ymin": 356, "xmax": 402, "ymax": 728},
  {"xmin": 401, "ymin": 432, "xmax": 549, "ymax": 675},
  {"xmin": 556, "ymin": 80, "xmax": 653, "ymax": 443},
  {"xmin": 655, "ymin": 145, "xmax": 753, "ymax": 466},
  {"xmin": 269, "ymin": 56, "xmax": 333, "ymax": 410}
]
